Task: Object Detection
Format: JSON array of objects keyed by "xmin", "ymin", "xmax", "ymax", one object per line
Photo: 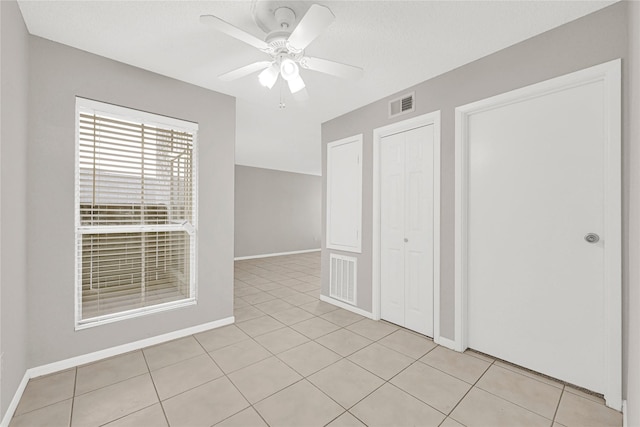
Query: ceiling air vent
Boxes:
[{"xmin": 389, "ymin": 92, "xmax": 415, "ymax": 118}]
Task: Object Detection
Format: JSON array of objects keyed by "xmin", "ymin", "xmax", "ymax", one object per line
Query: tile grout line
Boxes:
[
  {"xmin": 140, "ymin": 347, "xmax": 206, "ymax": 377},
  {"xmin": 221, "ymin": 277, "xmax": 373, "ymax": 424},
  {"xmin": 322, "ymin": 410, "xmax": 350, "ymax": 427},
  {"xmin": 213, "ymin": 331, "xmax": 307, "ymax": 413},
  {"xmin": 9, "ymin": 371, "xmax": 75, "ymax": 421},
  {"xmin": 551, "ymin": 385, "xmax": 567, "ymax": 426},
  {"xmin": 134, "ymin": 346, "xmax": 171, "ymax": 426},
  {"xmin": 470, "ymin": 357, "xmax": 565, "ymax": 423},
  {"xmin": 158, "ymin": 364, "xmax": 252, "ymax": 426},
  {"xmin": 473, "ymin": 383, "xmax": 559, "ymax": 423},
  {"xmin": 212, "ymin": 365, "xmax": 272, "ymax": 427},
  {"xmin": 417, "ymin": 348, "xmax": 491, "ymax": 386},
  {"xmin": 492, "ymin": 359, "xmax": 566, "ymax": 391},
  {"xmin": 445, "ymin": 355, "xmax": 496, "ymax": 422},
  {"xmin": 451, "ymin": 359, "xmax": 576, "ymax": 425},
  {"xmin": 140, "ymin": 348, "xmax": 171, "ymax": 427},
  {"xmin": 381, "ymin": 345, "xmax": 451, "ymax": 419},
  {"xmin": 314, "ymin": 332, "xmax": 442, "ymax": 424},
  {"xmin": 68, "ymin": 368, "xmax": 78, "ymax": 427},
  {"xmin": 96, "ymin": 403, "xmax": 160, "ymax": 427}
]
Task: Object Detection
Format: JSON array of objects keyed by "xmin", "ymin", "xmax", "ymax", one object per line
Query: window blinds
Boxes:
[{"xmin": 76, "ymin": 98, "xmax": 198, "ymax": 327}]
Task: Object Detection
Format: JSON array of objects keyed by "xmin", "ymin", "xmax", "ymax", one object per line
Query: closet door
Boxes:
[
  {"xmin": 404, "ymin": 125, "xmax": 434, "ymax": 335},
  {"xmin": 380, "ymin": 125, "xmax": 434, "ymax": 336},
  {"xmin": 380, "ymin": 132, "xmax": 406, "ymax": 327}
]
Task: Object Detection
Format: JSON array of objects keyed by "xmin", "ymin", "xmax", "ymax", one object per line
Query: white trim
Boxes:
[
  {"xmin": 622, "ymin": 400, "xmax": 627, "ymax": 427},
  {"xmin": 326, "ymin": 134, "xmax": 363, "ymax": 253},
  {"xmin": 74, "ymin": 97, "xmax": 199, "ymax": 330},
  {"xmin": 74, "ymin": 100, "xmax": 81, "ymax": 330},
  {"xmin": 75, "ymin": 298, "xmax": 197, "ymax": 330},
  {"xmin": 434, "ymin": 335, "xmax": 457, "ymax": 351},
  {"xmin": 33, "ymin": 317, "xmax": 234, "ymax": 378},
  {"xmin": 76, "ymin": 97, "xmax": 198, "ymax": 132},
  {"xmin": 454, "ymin": 102, "xmax": 467, "ymax": 353},
  {"xmin": 454, "ymin": 59, "xmax": 622, "ymax": 409},
  {"xmin": 433, "ymin": 119, "xmax": 442, "ymax": 341},
  {"xmin": 320, "ymin": 295, "xmax": 374, "ymax": 319},
  {"xmin": 0, "ymin": 373, "xmax": 29, "ymax": 427},
  {"xmin": 234, "ymin": 248, "xmax": 320, "ymax": 261},
  {"xmin": 372, "ymin": 111, "xmax": 442, "ymax": 334},
  {"xmin": 0, "ymin": 316, "xmax": 233, "ymax": 426}
]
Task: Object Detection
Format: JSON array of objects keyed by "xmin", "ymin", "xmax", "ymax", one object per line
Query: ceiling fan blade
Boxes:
[
  {"xmin": 301, "ymin": 57, "xmax": 363, "ymax": 80},
  {"xmin": 219, "ymin": 61, "xmax": 272, "ymax": 81},
  {"xmin": 293, "ymin": 87, "xmax": 310, "ymax": 103},
  {"xmin": 286, "ymin": 4, "xmax": 334, "ymax": 51},
  {"xmin": 287, "ymin": 74, "xmax": 306, "ymax": 94},
  {"xmin": 200, "ymin": 14, "xmax": 269, "ymax": 51}
]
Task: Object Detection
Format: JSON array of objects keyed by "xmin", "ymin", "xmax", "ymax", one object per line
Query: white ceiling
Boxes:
[{"xmin": 18, "ymin": 0, "xmax": 614, "ymax": 175}]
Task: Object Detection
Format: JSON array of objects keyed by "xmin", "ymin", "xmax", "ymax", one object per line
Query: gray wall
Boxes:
[
  {"xmin": 321, "ymin": 3, "xmax": 627, "ymax": 341},
  {"xmin": 27, "ymin": 37, "xmax": 235, "ymax": 367},
  {"xmin": 235, "ymin": 165, "xmax": 321, "ymax": 258},
  {"xmin": 0, "ymin": 0, "xmax": 29, "ymax": 416},
  {"xmin": 626, "ymin": 0, "xmax": 640, "ymax": 424}
]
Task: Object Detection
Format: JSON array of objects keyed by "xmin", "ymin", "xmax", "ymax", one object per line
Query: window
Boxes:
[{"xmin": 75, "ymin": 98, "xmax": 198, "ymax": 329}]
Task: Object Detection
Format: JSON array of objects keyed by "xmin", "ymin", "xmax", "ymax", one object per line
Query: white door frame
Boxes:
[
  {"xmin": 373, "ymin": 111, "xmax": 441, "ymax": 338},
  {"xmin": 454, "ymin": 59, "xmax": 621, "ymax": 409}
]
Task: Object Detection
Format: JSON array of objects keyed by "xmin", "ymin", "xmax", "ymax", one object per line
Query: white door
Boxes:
[
  {"xmin": 380, "ymin": 125, "xmax": 434, "ymax": 336},
  {"xmin": 463, "ymin": 74, "xmax": 615, "ymax": 393}
]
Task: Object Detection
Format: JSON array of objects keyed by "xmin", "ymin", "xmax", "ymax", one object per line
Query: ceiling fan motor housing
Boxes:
[{"xmin": 274, "ymin": 7, "xmax": 296, "ymax": 29}]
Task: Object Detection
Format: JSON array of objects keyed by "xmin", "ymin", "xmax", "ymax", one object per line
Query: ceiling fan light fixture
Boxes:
[
  {"xmin": 287, "ymin": 75, "xmax": 306, "ymax": 94},
  {"xmin": 203, "ymin": 3, "xmax": 363, "ymax": 102},
  {"xmin": 280, "ymin": 58, "xmax": 299, "ymax": 81},
  {"xmin": 258, "ymin": 64, "xmax": 279, "ymax": 89}
]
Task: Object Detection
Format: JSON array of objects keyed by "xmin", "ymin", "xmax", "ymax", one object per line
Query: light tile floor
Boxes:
[{"xmin": 11, "ymin": 252, "xmax": 623, "ymax": 427}]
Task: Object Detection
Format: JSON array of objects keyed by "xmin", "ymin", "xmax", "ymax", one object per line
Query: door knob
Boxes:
[
  {"xmin": 404, "ymin": 238, "xmax": 408, "ymax": 243},
  {"xmin": 584, "ymin": 233, "xmax": 600, "ymax": 244}
]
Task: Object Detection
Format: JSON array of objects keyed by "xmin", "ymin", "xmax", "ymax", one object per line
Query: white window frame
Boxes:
[{"xmin": 74, "ymin": 97, "xmax": 199, "ymax": 329}]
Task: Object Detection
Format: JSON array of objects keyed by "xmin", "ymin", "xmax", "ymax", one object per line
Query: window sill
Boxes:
[{"xmin": 75, "ymin": 297, "xmax": 197, "ymax": 331}]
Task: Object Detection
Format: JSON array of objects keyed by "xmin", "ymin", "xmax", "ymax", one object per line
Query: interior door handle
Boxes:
[{"xmin": 584, "ymin": 233, "xmax": 600, "ymax": 244}]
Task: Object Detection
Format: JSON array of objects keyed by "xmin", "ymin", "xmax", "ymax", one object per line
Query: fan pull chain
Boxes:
[{"xmin": 279, "ymin": 80, "xmax": 286, "ymax": 109}]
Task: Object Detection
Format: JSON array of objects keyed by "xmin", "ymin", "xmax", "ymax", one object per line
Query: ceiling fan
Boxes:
[{"xmin": 200, "ymin": 3, "xmax": 363, "ymax": 96}]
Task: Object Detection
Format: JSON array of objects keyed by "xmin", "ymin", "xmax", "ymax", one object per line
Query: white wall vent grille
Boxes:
[
  {"xmin": 329, "ymin": 253, "xmax": 357, "ymax": 305},
  {"xmin": 389, "ymin": 92, "xmax": 415, "ymax": 118}
]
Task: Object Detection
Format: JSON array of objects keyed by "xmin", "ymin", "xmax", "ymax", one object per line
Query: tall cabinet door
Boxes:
[{"xmin": 380, "ymin": 125, "xmax": 435, "ymax": 336}]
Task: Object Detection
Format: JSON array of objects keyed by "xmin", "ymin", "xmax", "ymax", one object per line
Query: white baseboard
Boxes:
[
  {"xmin": 1, "ymin": 372, "xmax": 30, "ymax": 427},
  {"xmin": 320, "ymin": 295, "xmax": 374, "ymax": 319},
  {"xmin": 623, "ymin": 400, "xmax": 627, "ymax": 427},
  {"xmin": 434, "ymin": 335, "xmax": 457, "ymax": 351},
  {"xmin": 0, "ymin": 316, "xmax": 234, "ymax": 427},
  {"xmin": 234, "ymin": 248, "xmax": 320, "ymax": 261}
]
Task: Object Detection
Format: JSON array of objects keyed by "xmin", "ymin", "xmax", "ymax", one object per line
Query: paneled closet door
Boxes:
[{"xmin": 380, "ymin": 125, "xmax": 434, "ymax": 336}]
